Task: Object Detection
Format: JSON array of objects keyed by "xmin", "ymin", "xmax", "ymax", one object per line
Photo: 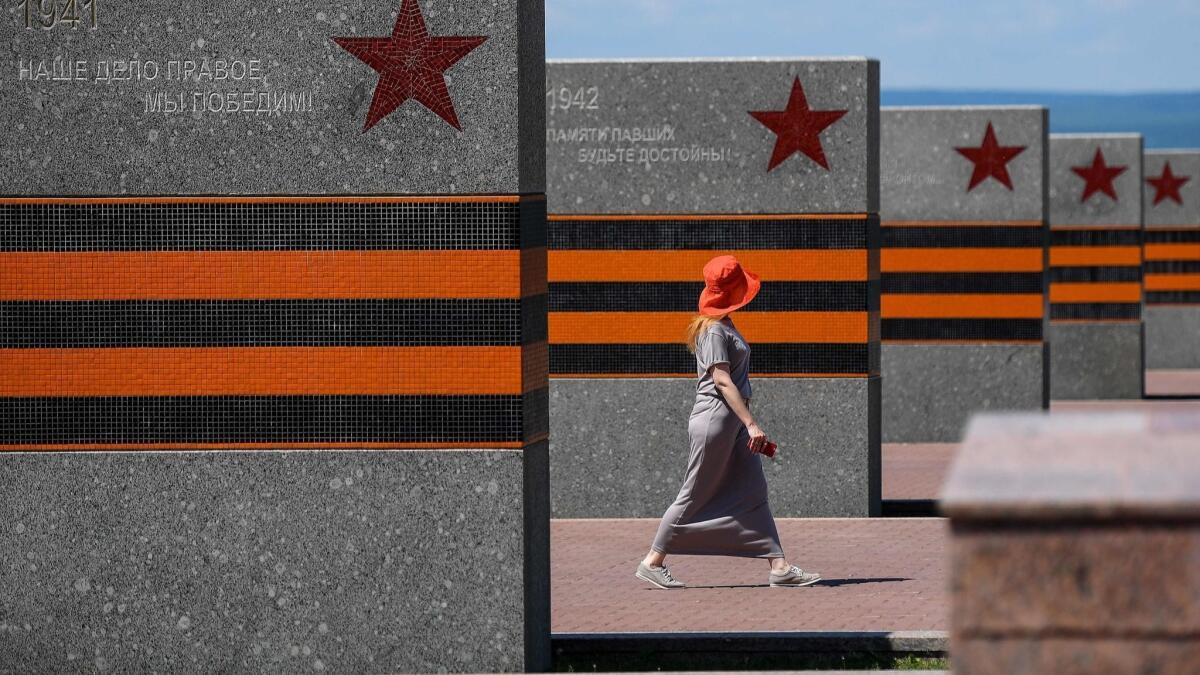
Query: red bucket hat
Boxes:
[{"xmin": 698, "ymin": 255, "xmax": 761, "ymax": 317}]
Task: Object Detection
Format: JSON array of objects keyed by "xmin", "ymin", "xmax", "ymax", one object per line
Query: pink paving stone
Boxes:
[
  {"xmin": 1145, "ymin": 370, "xmax": 1200, "ymax": 397},
  {"xmin": 551, "ymin": 518, "xmax": 948, "ymax": 634},
  {"xmin": 883, "ymin": 398, "xmax": 1200, "ymax": 501},
  {"xmin": 883, "ymin": 443, "xmax": 958, "ymax": 500}
]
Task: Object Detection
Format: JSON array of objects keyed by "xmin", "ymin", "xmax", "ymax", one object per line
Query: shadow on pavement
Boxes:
[{"xmin": 647, "ymin": 577, "xmax": 912, "ymax": 590}]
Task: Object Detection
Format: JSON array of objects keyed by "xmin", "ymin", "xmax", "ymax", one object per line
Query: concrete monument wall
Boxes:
[
  {"xmin": 880, "ymin": 107, "xmax": 1048, "ymax": 442},
  {"xmin": 546, "ymin": 58, "xmax": 881, "ymax": 517},
  {"xmin": 1048, "ymin": 134, "xmax": 1144, "ymax": 399},
  {"xmin": 1142, "ymin": 150, "xmax": 1200, "ymax": 371},
  {"xmin": 0, "ymin": 1, "xmax": 548, "ymax": 671}
]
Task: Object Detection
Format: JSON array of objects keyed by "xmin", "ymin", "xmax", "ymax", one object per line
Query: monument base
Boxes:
[
  {"xmin": 549, "ymin": 378, "xmax": 880, "ymax": 518},
  {"xmin": 882, "ymin": 344, "xmax": 1046, "ymax": 443},
  {"xmin": 0, "ymin": 448, "xmax": 549, "ymax": 673},
  {"xmin": 1049, "ymin": 322, "xmax": 1143, "ymax": 400},
  {"xmin": 1145, "ymin": 306, "xmax": 1200, "ymax": 370}
]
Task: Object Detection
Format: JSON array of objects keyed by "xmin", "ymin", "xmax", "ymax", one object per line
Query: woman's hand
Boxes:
[{"xmin": 746, "ymin": 422, "xmax": 768, "ymax": 454}]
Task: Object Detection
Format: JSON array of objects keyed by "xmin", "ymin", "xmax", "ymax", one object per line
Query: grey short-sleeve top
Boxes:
[{"xmin": 695, "ymin": 319, "xmax": 752, "ymax": 401}]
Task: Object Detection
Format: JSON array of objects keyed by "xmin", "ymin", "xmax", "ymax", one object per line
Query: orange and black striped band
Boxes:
[
  {"xmin": 0, "ymin": 196, "xmax": 548, "ymax": 450},
  {"xmin": 548, "ymin": 214, "xmax": 879, "ymax": 377},
  {"xmin": 1144, "ymin": 229, "xmax": 1200, "ymax": 305},
  {"xmin": 1048, "ymin": 226, "xmax": 1142, "ymax": 321},
  {"xmin": 881, "ymin": 221, "xmax": 1045, "ymax": 342}
]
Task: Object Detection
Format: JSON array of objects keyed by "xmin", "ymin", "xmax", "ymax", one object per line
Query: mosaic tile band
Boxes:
[
  {"xmin": 1144, "ymin": 229, "xmax": 1200, "ymax": 305},
  {"xmin": 0, "ymin": 197, "xmax": 548, "ymax": 450},
  {"xmin": 880, "ymin": 221, "xmax": 1046, "ymax": 343},
  {"xmin": 1049, "ymin": 226, "xmax": 1144, "ymax": 321},
  {"xmin": 548, "ymin": 214, "xmax": 879, "ymax": 377}
]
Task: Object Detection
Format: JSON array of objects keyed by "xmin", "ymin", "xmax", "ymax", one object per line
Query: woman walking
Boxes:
[{"xmin": 635, "ymin": 255, "xmax": 821, "ymax": 590}]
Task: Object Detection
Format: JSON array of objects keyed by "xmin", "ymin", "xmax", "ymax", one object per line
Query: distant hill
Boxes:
[{"xmin": 882, "ymin": 90, "xmax": 1200, "ymax": 149}]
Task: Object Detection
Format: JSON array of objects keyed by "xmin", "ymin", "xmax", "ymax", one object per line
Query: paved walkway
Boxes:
[
  {"xmin": 883, "ymin": 395, "xmax": 1200, "ymax": 501},
  {"xmin": 551, "ymin": 518, "xmax": 947, "ymax": 634},
  {"xmin": 882, "ymin": 443, "xmax": 956, "ymax": 501},
  {"xmin": 1146, "ymin": 369, "xmax": 1200, "ymax": 397}
]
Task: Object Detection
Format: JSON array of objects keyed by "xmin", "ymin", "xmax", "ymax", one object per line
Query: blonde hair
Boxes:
[{"xmin": 686, "ymin": 313, "xmax": 726, "ymax": 353}]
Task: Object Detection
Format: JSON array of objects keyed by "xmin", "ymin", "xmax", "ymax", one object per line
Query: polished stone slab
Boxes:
[
  {"xmin": 550, "ymin": 378, "xmax": 880, "ymax": 518},
  {"xmin": 882, "ymin": 344, "xmax": 1045, "ymax": 443},
  {"xmin": 546, "ymin": 58, "xmax": 879, "ymax": 214},
  {"xmin": 882, "ymin": 106, "xmax": 1046, "ymax": 222},
  {"xmin": 0, "ymin": 448, "xmax": 549, "ymax": 672},
  {"xmin": 1049, "ymin": 134, "xmax": 1143, "ymax": 226},
  {"xmin": 1143, "ymin": 150, "xmax": 1200, "ymax": 229},
  {"xmin": 1049, "ymin": 321, "xmax": 1143, "ymax": 400},
  {"xmin": 0, "ymin": 0, "xmax": 545, "ymax": 194},
  {"xmin": 1145, "ymin": 306, "xmax": 1200, "ymax": 370}
]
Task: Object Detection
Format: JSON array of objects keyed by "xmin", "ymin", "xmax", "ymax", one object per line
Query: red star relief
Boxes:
[
  {"xmin": 333, "ymin": 0, "xmax": 487, "ymax": 132},
  {"xmin": 1147, "ymin": 161, "xmax": 1190, "ymax": 206},
  {"xmin": 954, "ymin": 122, "xmax": 1026, "ymax": 191},
  {"xmin": 1071, "ymin": 148, "xmax": 1128, "ymax": 203},
  {"xmin": 749, "ymin": 77, "xmax": 848, "ymax": 172}
]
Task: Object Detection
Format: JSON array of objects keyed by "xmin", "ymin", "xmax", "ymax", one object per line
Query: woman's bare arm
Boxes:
[{"xmin": 710, "ymin": 363, "xmax": 767, "ymax": 452}]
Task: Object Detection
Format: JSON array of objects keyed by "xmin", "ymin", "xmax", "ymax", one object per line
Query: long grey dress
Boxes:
[{"xmin": 650, "ymin": 319, "xmax": 784, "ymax": 558}]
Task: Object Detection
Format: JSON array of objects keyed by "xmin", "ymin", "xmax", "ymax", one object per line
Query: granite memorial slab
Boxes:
[
  {"xmin": 1143, "ymin": 150, "xmax": 1200, "ymax": 375},
  {"xmin": 0, "ymin": 1, "xmax": 548, "ymax": 671},
  {"xmin": 943, "ymin": 411, "xmax": 1200, "ymax": 674},
  {"xmin": 880, "ymin": 106, "xmax": 1048, "ymax": 442},
  {"xmin": 1047, "ymin": 134, "xmax": 1144, "ymax": 399},
  {"xmin": 546, "ymin": 58, "xmax": 881, "ymax": 517}
]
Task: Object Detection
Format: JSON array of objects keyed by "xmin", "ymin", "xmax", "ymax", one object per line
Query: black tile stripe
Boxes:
[
  {"xmin": 882, "ymin": 226, "xmax": 1043, "ymax": 248},
  {"xmin": 882, "ymin": 319, "xmax": 1043, "ymax": 342},
  {"xmin": 1050, "ymin": 304, "xmax": 1140, "ymax": 320},
  {"xmin": 549, "ymin": 281, "xmax": 869, "ymax": 312},
  {"xmin": 548, "ymin": 216, "xmax": 871, "ymax": 250},
  {"xmin": 1145, "ymin": 261, "xmax": 1200, "ymax": 274},
  {"xmin": 1145, "ymin": 229, "xmax": 1200, "ymax": 243},
  {"xmin": 1051, "ymin": 229, "xmax": 1142, "ymax": 246},
  {"xmin": 1048, "ymin": 266, "xmax": 1143, "ymax": 283},
  {"xmin": 550, "ymin": 343, "xmax": 871, "ymax": 376},
  {"xmin": 0, "ymin": 299, "xmax": 548, "ymax": 348},
  {"xmin": 0, "ymin": 394, "xmax": 546, "ymax": 444},
  {"xmin": 1146, "ymin": 291, "xmax": 1200, "ymax": 304},
  {"xmin": 881, "ymin": 272, "xmax": 1043, "ymax": 294},
  {"xmin": 0, "ymin": 201, "xmax": 543, "ymax": 251}
]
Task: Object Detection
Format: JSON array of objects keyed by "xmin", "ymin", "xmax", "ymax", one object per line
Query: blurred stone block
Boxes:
[{"xmin": 942, "ymin": 411, "xmax": 1200, "ymax": 674}]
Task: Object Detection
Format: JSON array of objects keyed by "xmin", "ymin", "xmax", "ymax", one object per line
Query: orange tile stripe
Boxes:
[
  {"xmin": 1144, "ymin": 243, "xmax": 1200, "ymax": 261},
  {"xmin": 1144, "ymin": 275, "xmax": 1200, "ymax": 291},
  {"xmin": 549, "ymin": 311, "xmax": 868, "ymax": 344},
  {"xmin": 881, "ymin": 294, "xmax": 1043, "ymax": 319},
  {"xmin": 881, "ymin": 248, "xmax": 1042, "ymax": 273},
  {"xmin": 549, "ymin": 213, "xmax": 867, "ymax": 221},
  {"xmin": 549, "ymin": 250, "xmax": 868, "ymax": 282},
  {"xmin": 0, "ymin": 251, "xmax": 525, "ymax": 300},
  {"xmin": 1049, "ymin": 283, "xmax": 1142, "ymax": 303},
  {"xmin": 0, "ymin": 195, "xmax": 532, "ymax": 205},
  {"xmin": 0, "ymin": 347, "xmax": 523, "ymax": 397},
  {"xmin": 1049, "ymin": 247, "xmax": 1141, "ymax": 266}
]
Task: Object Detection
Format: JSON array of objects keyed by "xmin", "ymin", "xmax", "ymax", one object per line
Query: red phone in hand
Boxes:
[{"xmin": 760, "ymin": 441, "xmax": 777, "ymax": 459}]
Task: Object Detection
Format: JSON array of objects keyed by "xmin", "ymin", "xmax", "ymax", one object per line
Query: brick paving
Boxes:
[
  {"xmin": 551, "ymin": 518, "xmax": 948, "ymax": 633},
  {"xmin": 882, "ymin": 443, "xmax": 957, "ymax": 501},
  {"xmin": 551, "ymin": 396, "xmax": 1199, "ymax": 635},
  {"xmin": 883, "ymin": 396, "xmax": 1200, "ymax": 501},
  {"xmin": 1144, "ymin": 370, "xmax": 1200, "ymax": 397}
]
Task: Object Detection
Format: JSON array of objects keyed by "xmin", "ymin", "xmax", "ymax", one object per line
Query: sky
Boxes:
[{"xmin": 546, "ymin": 0, "xmax": 1200, "ymax": 92}]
